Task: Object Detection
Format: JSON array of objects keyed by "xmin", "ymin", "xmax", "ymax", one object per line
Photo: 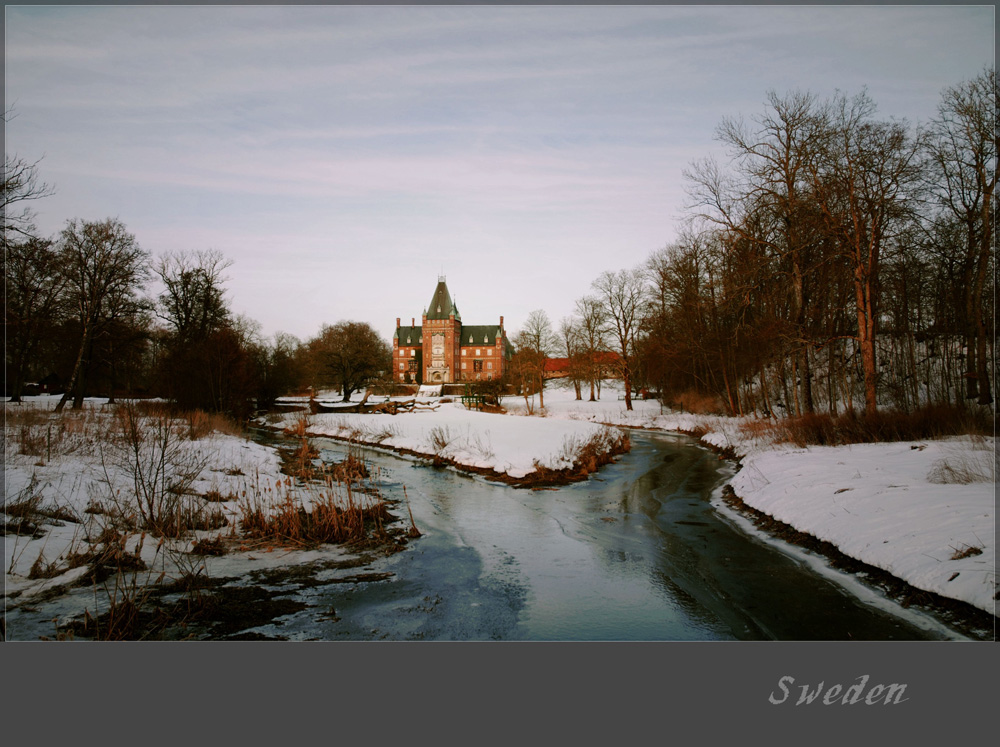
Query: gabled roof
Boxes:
[
  {"xmin": 426, "ymin": 279, "xmax": 460, "ymax": 320},
  {"xmin": 393, "ymin": 325, "xmax": 422, "ymax": 344},
  {"xmin": 460, "ymin": 325, "xmax": 505, "ymax": 347}
]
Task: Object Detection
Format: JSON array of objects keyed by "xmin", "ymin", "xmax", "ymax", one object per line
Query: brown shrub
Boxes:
[
  {"xmin": 190, "ymin": 536, "xmax": 228, "ymax": 556},
  {"xmin": 775, "ymin": 404, "xmax": 992, "ymax": 447},
  {"xmin": 672, "ymin": 390, "xmax": 724, "ymax": 415}
]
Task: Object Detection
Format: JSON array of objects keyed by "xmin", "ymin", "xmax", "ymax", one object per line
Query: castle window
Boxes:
[
  {"xmin": 410, "ymin": 349, "xmax": 415, "ymax": 357},
  {"xmin": 473, "ymin": 360, "xmax": 483, "ymax": 372},
  {"xmin": 484, "ymin": 335, "xmax": 488, "ymax": 343},
  {"xmin": 475, "ymin": 349, "xmax": 480, "ymax": 356},
  {"xmin": 398, "ymin": 362, "xmax": 404, "ymax": 370},
  {"xmin": 487, "ymin": 361, "xmax": 493, "ymax": 370},
  {"xmin": 409, "ymin": 360, "xmax": 419, "ymax": 371},
  {"xmin": 468, "ymin": 335, "xmax": 473, "ymax": 343},
  {"xmin": 462, "ymin": 349, "xmax": 466, "ymax": 356},
  {"xmin": 461, "ymin": 362, "xmax": 467, "ymax": 370},
  {"xmin": 487, "ymin": 349, "xmax": 492, "ymax": 356}
]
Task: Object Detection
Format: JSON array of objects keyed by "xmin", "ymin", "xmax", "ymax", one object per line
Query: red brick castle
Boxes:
[{"xmin": 393, "ymin": 277, "xmax": 511, "ymax": 384}]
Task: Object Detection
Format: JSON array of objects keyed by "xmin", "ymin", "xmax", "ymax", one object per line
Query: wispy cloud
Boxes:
[{"xmin": 4, "ymin": 4, "xmax": 993, "ymax": 341}]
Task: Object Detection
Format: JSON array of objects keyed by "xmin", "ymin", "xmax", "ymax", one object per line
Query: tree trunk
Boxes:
[
  {"xmin": 56, "ymin": 325, "xmax": 91, "ymax": 413},
  {"xmin": 801, "ymin": 347, "xmax": 814, "ymax": 414},
  {"xmin": 856, "ymin": 274, "xmax": 879, "ymax": 415}
]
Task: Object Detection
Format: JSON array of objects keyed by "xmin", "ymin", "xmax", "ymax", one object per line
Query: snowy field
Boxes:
[{"xmin": 4, "ymin": 382, "xmax": 996, "ymax": 634}]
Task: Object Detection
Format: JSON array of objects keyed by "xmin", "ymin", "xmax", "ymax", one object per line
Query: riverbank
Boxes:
[
  {"xmin": 510, "ymin": 383, "xmax": 996, "ymax": 622},
  {"xmin": 264, "ymin": 403, "xmax": 631, "ymax": 488},
  {"xmin": 3, "ymin": 397, "xmax": 409, "ymax": 639},
  {"xmin": 268, "ymin": 382, "xmax": 995, "ymax": 621}
]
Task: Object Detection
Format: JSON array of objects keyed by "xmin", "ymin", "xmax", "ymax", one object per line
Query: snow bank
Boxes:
[{"xmin": 276, "ymin": 402, "xmax": 622, "ymax": 479}]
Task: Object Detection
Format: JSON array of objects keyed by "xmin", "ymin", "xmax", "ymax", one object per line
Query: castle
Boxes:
[{"xmin": 393, "ymin": 277, "xmax": 510, "ymax": 385}]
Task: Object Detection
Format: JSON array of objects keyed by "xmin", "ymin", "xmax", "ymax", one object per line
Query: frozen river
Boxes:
[{"xmin": 248, "ymin": 430, "xmax": 959, "ymax": 641}]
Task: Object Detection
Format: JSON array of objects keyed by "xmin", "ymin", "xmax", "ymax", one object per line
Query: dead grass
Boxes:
[
  {"xmin": 3, "ymin": 476, "xmax": 78, "ymax": 539},
  {"xmin": 237, "ymin": 482, "xmax": 391, "ymax": 548},
  {"xmin": 766, "ymin": 404, "xmax": 992, "ymax": 448},
  {"xmin": 927, "ymin": 437, "xmax": 996, "ymax": 485},
  {"xmin": 541, "ymin": 426, "xmax": 632, "ymax": 480},
  {"xmin": 428, "ymin": 425, "xmax": 453, "ymax": 454},
  {"xmin": 949, "ymin": 543, "xmax": 984, "ymax": 561},
  {"xmin": 190, "ymin": 536, "xmax": 228, "ymax": 556},
  {"xmin": 6, "ymin": 404, "xmax": 111, "ymax": 460},
  {"xmin": 327, "ymin": 453, "xmax": 370, "ymax": 484}
]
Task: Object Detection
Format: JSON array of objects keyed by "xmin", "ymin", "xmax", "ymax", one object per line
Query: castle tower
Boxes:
[{"xmin": 423, "ymin": 276, "xmax": 461, "ymax": 384}]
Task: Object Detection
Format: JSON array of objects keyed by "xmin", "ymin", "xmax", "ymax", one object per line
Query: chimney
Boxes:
[
  {"xmin": 500, "ymin": 315, "xmax": 504, "ymax": 329},
  {"xmin": 396, "ymin": 317, "xmax": 400, "ymax": 329},
  {"xmin": 412, "ymin": 318, "xmax": 415, "ymax": 327}
]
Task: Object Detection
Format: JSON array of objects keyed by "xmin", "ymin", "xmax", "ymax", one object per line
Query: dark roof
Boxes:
[
  {"xmin": 460, "ymin": 325, "xmax": 505, "ymax": 347},
  {"xmin": 426, "ymin": 279, "xmax": 460, "ymax": 320},
  {"xmin": 394, "ymin": 325, "xmax": 422, "ymax": 344}
]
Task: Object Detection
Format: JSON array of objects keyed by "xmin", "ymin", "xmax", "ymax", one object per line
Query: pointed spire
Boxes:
[{"xmin": 426, "ymin": 277, "xmax": 455, "ymax": 320}]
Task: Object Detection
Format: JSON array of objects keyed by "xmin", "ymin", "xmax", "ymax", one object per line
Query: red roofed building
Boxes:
[{"xmin": 543, "ymin": 351, "xmax": 622, "ymax": 379}]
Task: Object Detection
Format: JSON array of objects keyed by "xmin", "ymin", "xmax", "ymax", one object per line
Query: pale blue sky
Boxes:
[{"xmin": 4, "ymin": 4, "xmax": 994, "ymax": 343}]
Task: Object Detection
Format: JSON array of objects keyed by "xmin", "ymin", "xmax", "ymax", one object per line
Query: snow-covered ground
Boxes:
[
  {"xmin": 3, "ymin": 399, "xmax": 317, "ymax": 612},
  {"xmin": 4, "ymin": 382, "xmax": 996, "ymax": 634},
  {"xmin": 269, "ymin": 397, "xmax": 625, "ymax": 479}
]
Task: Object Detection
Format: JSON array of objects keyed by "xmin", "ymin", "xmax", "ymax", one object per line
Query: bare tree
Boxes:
[
  {"xmin": 574, "ymin": 295, "xmax": 609, "ymax": 401},
  {"xmin": 926, "ymin": 67, "xmax": 996, "ymax": 405},
  {"xmin": 592, "ymin": 268, "xmax": 647, "ymax": 410},
  {"xmin": 2, "ymin": 109, "xmax": 56, "ymax": 246},
  {"xmin": 559, "ymin": 316, "xmax": 585, "ymax": 400},
  {"xmin": 4, "ymin": 236, "xmax": 67, "ymax": 401},
  {"xmin": 810, "ymin": 91, "xmax": 925, "ymax": 415},
  {"xmin": 55, "ymin": 218, "xmax": 151, "ymax": 411},
  {"xmin": 687, "ymin": 90, "xmax": 830, "ymax": 413},
  {"xmin": 254, "ymin": 332, "xmax": 303, "ymax": 411},
  {"xmin": 154, "ymin": 249, "xmax": 232, "ymax": 342},
  {"xmin": 512, "ymin": 309, "xmax": 558, "ymax": 411}
]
